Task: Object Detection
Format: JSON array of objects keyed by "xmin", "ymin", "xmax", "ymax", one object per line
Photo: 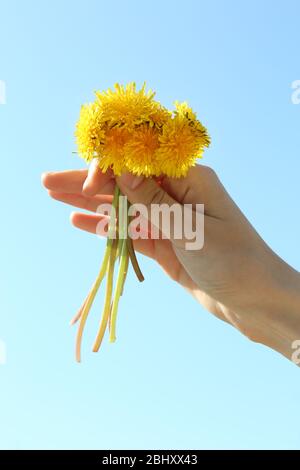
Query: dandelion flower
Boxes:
[
  {"xmin": 124, "ymin": 125, "xmax": 160, "ymax": 177},
  {"xmin": 175, "ymin": 100, "xmax": 211, "ymax": 146},
  {"xmin": 156, "ymin": 113, "xmax": 210, "ymax": 178},
  {"xmin": 174, "ymin": 100, "xmax": 198, "ymax": 121},
  {"xmin": 75, "ymin": 102, "xmax": 104, "ymax": 162},
  {"xmin": 95, "ymin": 82, "xmax": 167, "ymax": 130},
  {"xmin": 99, "ymin": 126, "xmax": 131, "ymax": 175}
]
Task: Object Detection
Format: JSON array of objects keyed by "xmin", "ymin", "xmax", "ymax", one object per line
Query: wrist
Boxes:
[{"xmin": 252, "ymin": 254, "xmax": 300, "ymax": 362}]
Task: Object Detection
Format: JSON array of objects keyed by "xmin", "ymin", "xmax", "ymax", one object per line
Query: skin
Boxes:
[{"xmin": 42, "ymin": 162, "xmax": 300, "ymax": 363}]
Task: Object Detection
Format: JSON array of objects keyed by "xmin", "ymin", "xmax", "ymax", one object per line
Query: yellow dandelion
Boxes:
[
  {"xmin": 124, "ymin": 125, "xmax": 160, "ymax": 177},
  {"xmin": 175, "ymin": 101, "xmax": 211, "ymax": 147},
  {"xmin": 148, "ymin": 105, "xmax": 171, "ymax": 128},
  {"xmin": 99, "ymin": 126, "xmax": 131, "ymax": 175},
  {"xmin": 75, "ymin": 87, "xmax": 210, "ymax": 179},
  {"xmin": 75, "ymin": 102, "xmax": 104, "ymax": 162},
  {"xmin": 156, "ymin": 114, "xmax": 209, "ymax": 178},
  {"xmin": 95, "ymin": 82, "xmax": 167, "ymax": 130},
  {"xmin": 174, "ymin": 101, "xmax": 197, "ymax": 121}
]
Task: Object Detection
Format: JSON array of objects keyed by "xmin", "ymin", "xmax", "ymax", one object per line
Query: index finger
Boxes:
[
  {"xmin": 41, "ymin": 169, "xmax": 88, "ymax": 193},
  {"xmin": 41, "ymin": 167, "xmax": 114, "ymax": 195}
]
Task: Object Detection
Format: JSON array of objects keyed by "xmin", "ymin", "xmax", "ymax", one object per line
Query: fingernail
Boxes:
[{"xmin": 119, "ymin": 173, "xmax": 144, "ymax": 190}]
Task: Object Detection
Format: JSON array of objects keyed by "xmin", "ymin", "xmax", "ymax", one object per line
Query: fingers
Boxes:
[
  {"xmin": 82, "ymin": 159, "xmax": 115, "ymax": 196},
  {"xmin": 159, "ymin": 165, "xmax": 218, "ymax": 204},
  {"xmin": 70, "ymin": 212, "xmax": 109, "ymax": 235},
  {"xmin": 116, "ymin": 165, "xmax": 219, "ymax": 212},
  {"xmin": 41, "ymin": 164, "xmax": 226, "ymax": 220},
  {"xmin": 160, "ymin": 164, "xmax": 234, "ymax": 219},
  {"xmin": 48, "ymin": 190, "xmax": 112, "ymax": 212},
  {"xmin": 41, "ymin": 166, "xmax": 115, "ymax": 196},
  {"xmin": 41, "ymin": 169, "xmax": 88, "ymax": 194}
]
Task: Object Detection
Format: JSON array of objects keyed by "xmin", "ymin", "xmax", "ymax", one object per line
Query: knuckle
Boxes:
[{"xmin": 201, "ymin": 165, "xmax": 217, "ymax": 179}]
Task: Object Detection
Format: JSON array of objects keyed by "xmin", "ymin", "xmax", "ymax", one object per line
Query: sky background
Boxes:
[{"xmin": 0, "ymin": 0, "xmax": 300, "ymax": 450}]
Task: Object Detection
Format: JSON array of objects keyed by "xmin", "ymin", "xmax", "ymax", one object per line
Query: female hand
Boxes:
[{"xmin": 42, "ymin": 163, "xmax": 300, "ymax": 362}]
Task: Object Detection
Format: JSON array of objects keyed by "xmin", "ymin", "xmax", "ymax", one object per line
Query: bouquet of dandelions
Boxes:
[{"xmin": 72, "ymin": 82, "xmax": 210, "ymax": 362}]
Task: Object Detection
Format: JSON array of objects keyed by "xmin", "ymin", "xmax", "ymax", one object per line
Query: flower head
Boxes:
[
  {"xmin": 95, "ymin": 82, "xmax": 168, "ymax": 130},
  {"xmin": 174, "ymin": 101, "xmax": 197, "ymax": 121},
  {"xmin": 156, "ymin": 106, "xmax": 210, "ymax": 178},
  {"xmin": 175, "ymin": 101, "xmax": 211, "ymax": 147},
  {"xmin": 124, "ymin": 125, "xmax": 160, "ymax": 176},
  {"xmin": 155, "ymin": 116, "xmax": 198, "ymax": 178},
  {"xmin": 75, "ymin": 102, "xmax": 104, "ymax": 162},
  {"xmin": 99, "ymin": 126, "xmax": 131, "ymax": 175},
  {"xmin": 75, "ymin": 84, "xmax": 210, "ymax": 178}
]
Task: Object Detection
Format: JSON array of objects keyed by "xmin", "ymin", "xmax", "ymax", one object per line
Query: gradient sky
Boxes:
[{"xmin": 0, "ymin": 0, "xmax": 300, "ymax": 450}]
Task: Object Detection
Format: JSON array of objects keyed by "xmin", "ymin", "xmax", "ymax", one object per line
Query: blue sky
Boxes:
[{"xmin": 0, "ymin": 0, "xmax": 300, "ymax": 450}]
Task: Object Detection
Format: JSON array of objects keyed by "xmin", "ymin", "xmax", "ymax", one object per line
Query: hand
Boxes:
[{"xmin": 42, "ymin": 162, "xmax": 300, "ymax": 362}]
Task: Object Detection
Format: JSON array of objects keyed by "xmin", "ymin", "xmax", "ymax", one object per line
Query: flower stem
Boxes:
[
  {"xmin": 75, "ymin": 244, "xmax": 110, "ymax": 362},
  {"xmin": 120, "ymin": 249, "xmax": 129, "ymax": 296},
  {"xmin": 92, "ymin": 184, "xmax": 120, "ymax": 352},
  {"xmin": 70, "ymin": 293, "xmax": 89, "ymax": 326},
  {"xmin": 127, "ymin": 237, "xmax": 144, "ymax": 282},
  {"xmin": 75, "ymin": 184, "xmax": 120, "ymax": 361},
  {"xmin": 109, "ymin": 190, "xmax": 130, "ymax": 341},
  {"xmin": 127, "ymin": 202, "xmax": 144, "ymax": 282},
  {"xmin": 109, "ymin": 240, "xmax": 129, "ymax": 342},
  {"xmin": 92, "ymin": 238, "xmax": 118, "ymax": 352}
]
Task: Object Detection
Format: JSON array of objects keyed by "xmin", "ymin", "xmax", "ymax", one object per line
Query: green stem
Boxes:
[
  {"xmin": 127, "ymin": 201, "xmax": 144, "ymax": 282},
  {"xmin": 127, "ymin": 237, "xmax": 144, "ymax": 282},
  {"xmin": 75, "ymin": 184, "xmax": 120, "ymax": 361},
  {"xmin": 109, "ymin": 238, "xmax": 128, "ymax": 342},
  {"xmin": 120, "ymin": 250, "xmax": 129, "ymax": 296},
  {"xmin": 92, "ymin": 185, "xmax": 120, "ymax": 352},
  {"xmin": 75, "ymin": 243, "xmax": 110, "ymax": 362},
  {"xmin": 109, "ymin": 190, "xmax": 127, "ymax": 342},
  {"xmin": 92, "ymin": 238, "xmax": 118, "ymax": 352}
]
